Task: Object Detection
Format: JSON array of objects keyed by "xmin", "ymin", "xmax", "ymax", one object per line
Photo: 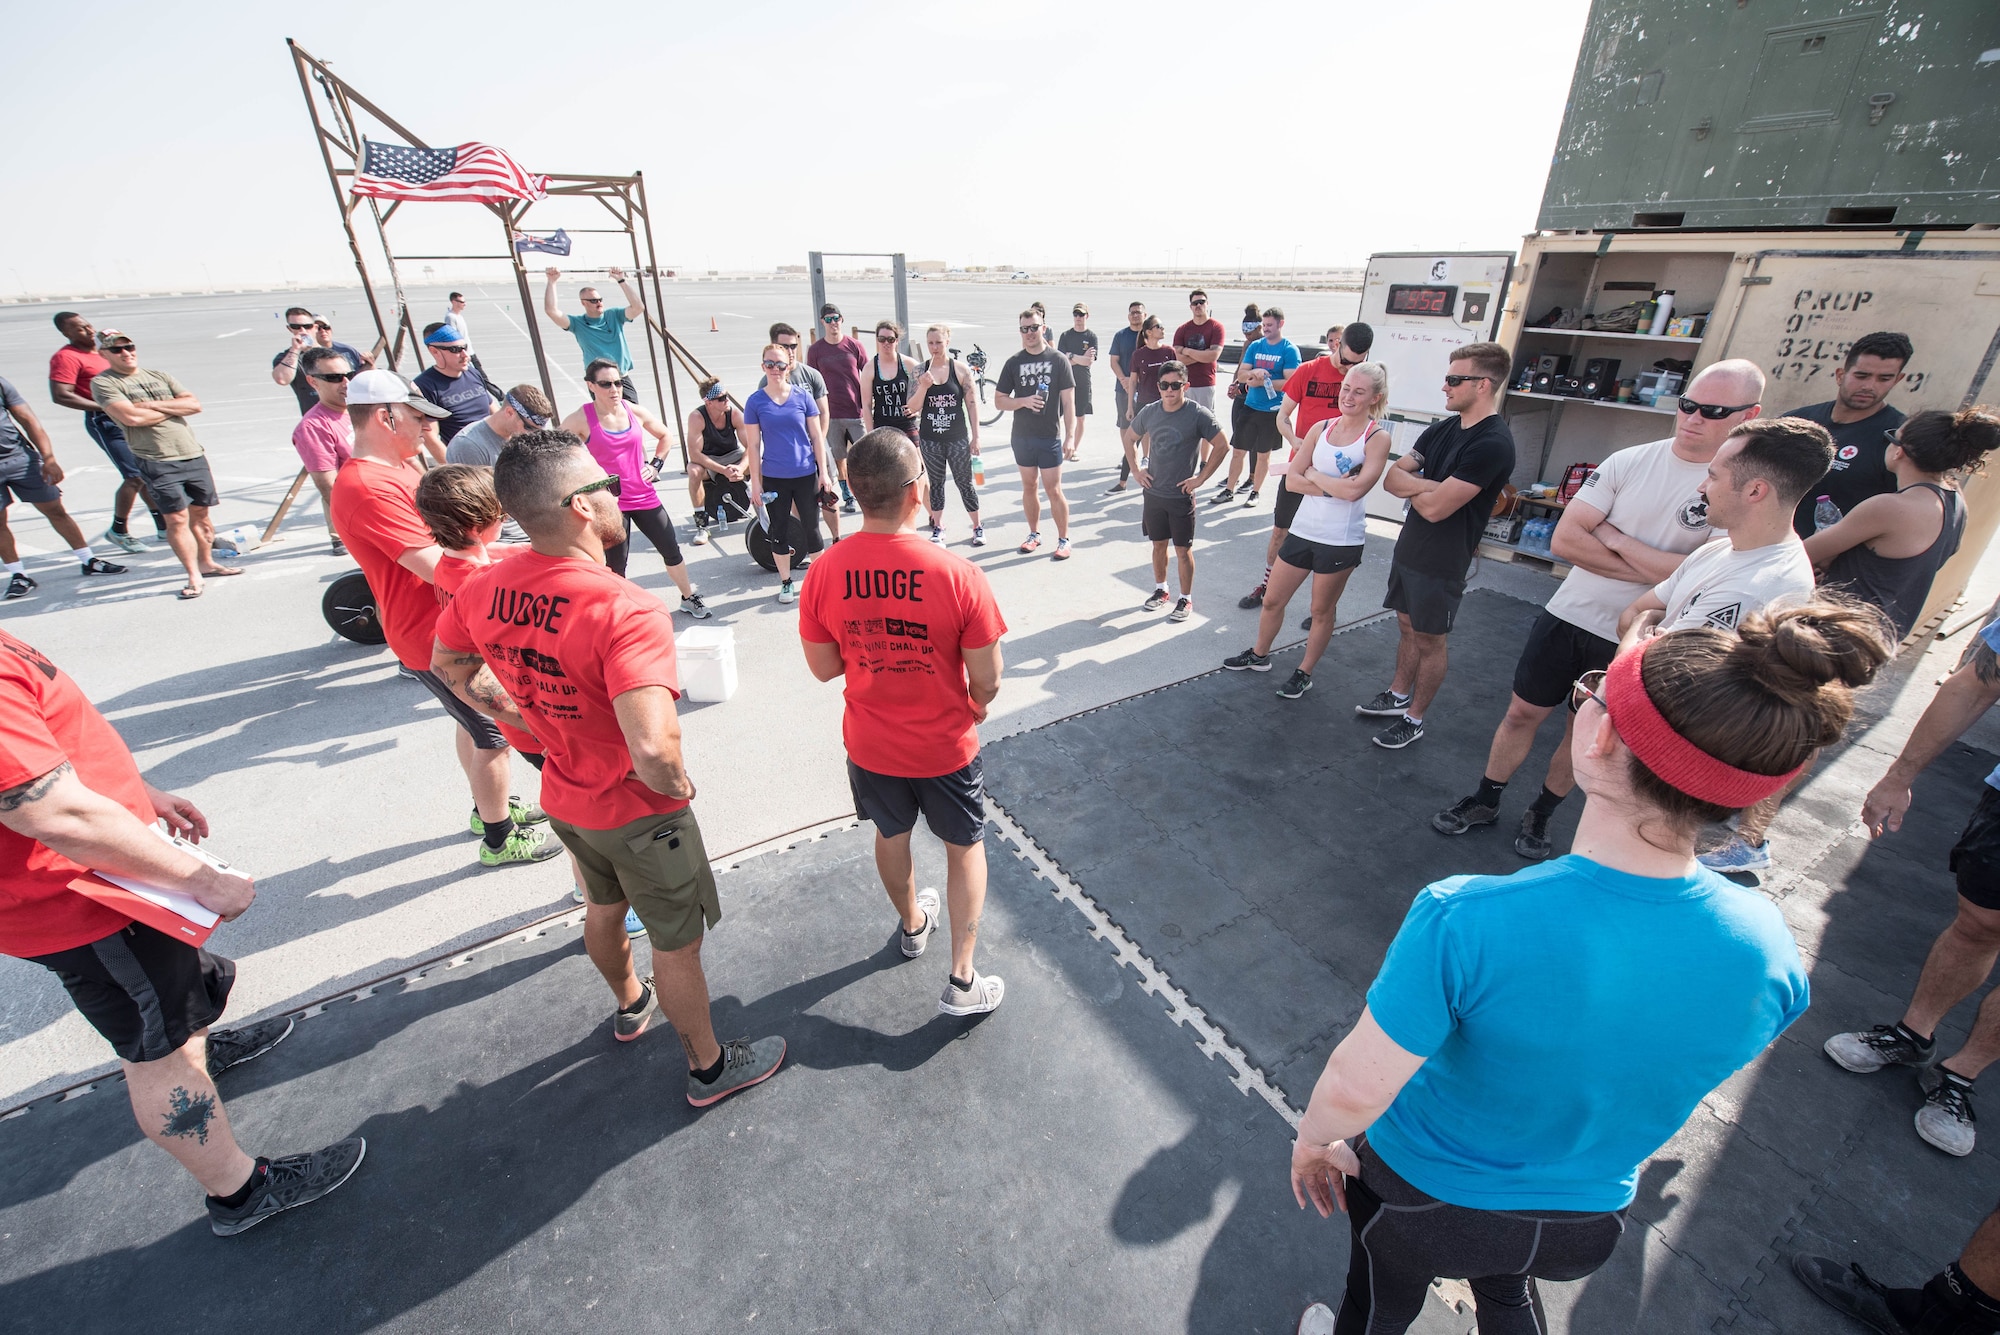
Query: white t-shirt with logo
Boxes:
[
  {"xmin": 1545, "ymin": 438, "xmax": 1717, "ymax": 642},
  {"xmin": 1653, "ymin": 534, "xmax": 1815, "ymax": 632}
]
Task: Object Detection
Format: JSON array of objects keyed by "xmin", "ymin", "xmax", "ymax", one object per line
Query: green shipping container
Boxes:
[{"xmin": 1538, "ymin": 1, "xmax": 2000, "ymax": 231}]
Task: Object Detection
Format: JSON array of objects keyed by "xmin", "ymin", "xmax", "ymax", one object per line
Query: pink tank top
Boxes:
[{"xmin": 583, "ymin": 402, "xmax": 652, "ymax": 511}]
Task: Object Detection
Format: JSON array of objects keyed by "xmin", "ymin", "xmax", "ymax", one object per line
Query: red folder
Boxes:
[{"xmin": 68, "ymin": 872, "xmax": 219, "ymax": 947}]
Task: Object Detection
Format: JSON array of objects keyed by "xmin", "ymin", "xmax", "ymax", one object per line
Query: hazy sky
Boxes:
[{"xmin": 2, "ymin": 0, "xmax": 1590, "ymax": 294}]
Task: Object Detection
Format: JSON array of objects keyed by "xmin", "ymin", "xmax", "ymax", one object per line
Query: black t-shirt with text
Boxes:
[
  {"xmin": 1788, "ymin": 399, "xmax": 1905, "ymax": 536},
  {"xmin": 1391, "ymin": 413, "xmax": 1517, "ymax": 577},
  {"xmin": 996, "ymin": 347, "xmax": 1076, "ymax": 442}
]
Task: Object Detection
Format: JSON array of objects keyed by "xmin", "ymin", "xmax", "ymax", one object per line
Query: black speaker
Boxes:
[
  {"xmin": 1533, "ymin": 354, "xmax": 1572, "ymax": 377},
  {"xmin": 1581, "ymin": 357, "xmax": 1621, "ymax": 400}
]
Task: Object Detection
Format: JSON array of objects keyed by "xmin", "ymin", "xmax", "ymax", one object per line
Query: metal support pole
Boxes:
[
  {"xmin": 262, "ymin": 468, "xmax": 312, "ymax": 543},
  {"xmin": 500, "ymin": 201, "xmax": 558, "ymax": 409},
  {"xmin": 623, "ymin": 183, "xmax": 670, "ymax": 436},
  {"xmin": 809, "ymin": 251, "xmax": 827, "ymax": 333},
  {"xmin": 635, "ymin": 173, "xmax": 686, "ymax": 463},
  {"xmin": 892, "ymin": 253, "xmax": 911, "ymax": 359},
  {"xmin": 290, "ymin": 44, "xmax": 394, "ymax": 367}
]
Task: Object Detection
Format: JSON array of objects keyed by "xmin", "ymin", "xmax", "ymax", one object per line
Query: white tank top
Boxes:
[{"xmin": 1288, "ymin": 419, "xmax": 1379, "ymax": 548}]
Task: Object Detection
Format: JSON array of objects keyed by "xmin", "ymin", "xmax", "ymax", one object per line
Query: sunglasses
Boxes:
[
  {"xmin": 1158, "ymin": 380, "xmax": 1187, "ymax": 392},
  {"xmin": 308, "ymin": 370, "xmax": 356, "ymax": 383},
  {"xmin": 823, "ymin": 316, "xmax": 842, "ymax": 324},
  {"xmin": 589, "ymin": 378, "xmax": 621, "ymax": 388},
  {"xmin": 314, "ymin": 322, "xmax": 331, "ymax": 331},
  {"xmin": 1019, "ymin": 325, "xmax": 1041, "ymax": 333},
  {"xmin": 287, "ymin": 322, "xmax": 315, "ymax": 331},
  {"xmin": 762, "ymin": 358, "xmax": 789, "ymax": 369},
  {"xmin": 106, "ymin": 344, "xmax": 137, "ymax": 353},
  {"xmin": 877, "ymin": 333, "xmax": 898, "ymax": 342},
  {"xmin": 1677, "ymin": 397, "xmax": 1758, "ymax": 419},
  {"xmin": 434, "ymin": 345, "xmax": 469, "ymax": 355},
  {"xmin": 563, "ymin": 475, "xmax": 622, "ymax": 505},
  {"xmin": 1568, "ymin": 669, "xmax": 1608, "ymax": 715},
  {"xmin": 582, "ymin": 298, "xmax": 605, "ymax": 306},
  {"xmin": 1443, "ymin": 373, "xmax": 1491, "ymax": 387},
  {"xmin": 1338, "ymin": 351, "xmax": 1364, "ymax": 366},
  {"xmin": 1190, "ymin": 300, "xmax": 1208, "ymax": 306},
  {"xmin": 902, "ymin": 473, "xmax": 924, "ymax": 489},
  {"xmin": 776, "ymin": 341, "xmax": 799, "ymax": 352}
]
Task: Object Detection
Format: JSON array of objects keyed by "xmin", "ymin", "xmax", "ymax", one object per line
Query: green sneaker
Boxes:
[
  {"xmin": 468, "ymin": 796, "xmax": 550, "ymax": 835},
  {"xmin": 479, "ymin": 823, "xmax": 562, "ymax": 867}
]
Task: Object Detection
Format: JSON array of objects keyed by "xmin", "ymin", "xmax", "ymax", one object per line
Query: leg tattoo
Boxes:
[{"xmin": 161, "ymin": 1085, "xmax": 216, "ymax": 1145}]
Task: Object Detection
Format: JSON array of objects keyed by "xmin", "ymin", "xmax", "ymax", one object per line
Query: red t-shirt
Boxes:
[
  {"xmin": 433, "ymin": 555, "xmax": 541, "ymax": 754},
  {"xmin": 0, "ymin": 630, "xmax": 150, "ymax": 956},
  {"xmin": 49, "ymin": 345, "xmax": 109, "ymax": 404},
  {"xmin": 329, "ymin": 457, "xmax": 440, "ymax": 670},
  {"xmin": 435, "ymin": 551, "xmax": 685, "ymax": 829},
  {"xmin": 1171, "ymin": 319, "xmax": 1228, "ymax": 388},
  {"xmin": 1285, "ymin": 356, "xmax": 1347, "ymax": 441},
  {"xmin": 797, "ymin": 531, "xmax": 1007, "ymax": 779}
]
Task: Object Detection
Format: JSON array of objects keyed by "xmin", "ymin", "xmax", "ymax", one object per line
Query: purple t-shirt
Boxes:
[
  {"xmin": 806, "ymin": 336, "xmax": 868, "ymax": 419},
  {"xmin": 744, "ymin": 384, "xmax": 821, "ymax": 478}
]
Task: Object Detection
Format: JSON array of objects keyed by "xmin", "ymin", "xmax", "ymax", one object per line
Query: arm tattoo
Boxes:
[
  {"xmin": 0, "ymin": 761, "xmax": 72, "ymax": 813},
  {"xmin": 466, "ymin": 666, "xmax": 514, "ymax": 714},
  {"xmin": 161, "ymin": 1085, "xmax": 216, "ymax": 1145},
  {"xmin": 1975, "ymin": 639, "xmax": 1999, "ymax": 686}
]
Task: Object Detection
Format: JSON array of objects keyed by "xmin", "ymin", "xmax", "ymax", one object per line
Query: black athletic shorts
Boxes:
[
  {"xmin": 1073, "ymin": 374, "xmax": 1093, "ymax": 417},
  {"xmin": 29, "ymin": 923, "xmax": 235, "ymax": 1064},
  {"xmin": 1383, "ymin": 561, "xmax": 1468, "ymax": 636},
  {"xmin": 1950, "ymin": 785, "xmax": 2000, "ymax": 911},
  {"xmin": 1511, "ymin": 609, "xmax": 1618, "ymax": 710},
  {"xmin": 1277, "ymin": 532, "xmax": 1363, "ymax": 575},
  {"xmin": 848, "ymin": 756, "xmax": 987, "ymax": 847},
  {"xmin": 1142, "ymin": 492, "xmax": 1196, "ymax": 547},
  {"xmin": 411, "ymin": 665, "xmax": 509, "ymax": 750},
  {"xmin": 135, "ymin": 454, "xmax": 219, "ymax": 514},
  {"xmin": 1233, "ymin": 407, "xmax": 1282, "ymax": 454},
  {"xmin": 1273, "ymin": 475, "xmax": 1303, "ymax": 530}
]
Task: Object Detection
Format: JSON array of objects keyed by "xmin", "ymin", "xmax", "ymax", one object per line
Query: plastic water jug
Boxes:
[{"xmin": 676, "ymin": 626, "xmax": 738, "ymax": 703}]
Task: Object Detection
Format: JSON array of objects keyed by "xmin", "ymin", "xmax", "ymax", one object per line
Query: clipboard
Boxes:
[{"xmin": 67, "ymin": 827, "xmax": 243, "ymax": 947}]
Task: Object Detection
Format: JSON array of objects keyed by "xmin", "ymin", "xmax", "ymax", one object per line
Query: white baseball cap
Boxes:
[{"xmin": 346, "ymin": 369, "xmax": 450, "ymax": 418}]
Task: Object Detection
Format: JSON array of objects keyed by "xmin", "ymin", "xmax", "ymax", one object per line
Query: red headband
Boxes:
[{"xmin": 1603, "ymin": 639, "xmax": 1805, "ymax": 807}]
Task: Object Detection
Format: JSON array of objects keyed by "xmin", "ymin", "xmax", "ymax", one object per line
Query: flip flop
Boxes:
[
  {"xmin": 200, "ymin": 565, "xmax": 244, "ymax": 577},
  {"xmin": 178, "ymin": 586, "xmax": 203, "ymax": 600}
]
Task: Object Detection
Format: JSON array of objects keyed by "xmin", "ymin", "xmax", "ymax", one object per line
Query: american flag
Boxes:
[{"xmin": 354, "ymin": 141, "xmax": 549, "ymax": 204}]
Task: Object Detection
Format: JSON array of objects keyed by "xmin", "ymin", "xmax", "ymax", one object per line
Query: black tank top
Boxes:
[
  {"xmin": 872, "ymin": 355, "xmax": 913, "ymax": 433},
  {"xmin": 918, "ymin": 360, "xmax": 969, "ymax": 444},
  {"xmin": 698, "ymin": 403, "xmax": 744, "ymax": 464},
  {"xmin": 1822, "ymin": 483, "xmax": 1966, "ymax": 640}
]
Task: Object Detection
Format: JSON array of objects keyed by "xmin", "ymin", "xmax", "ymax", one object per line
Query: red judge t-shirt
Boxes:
[
  {"xmin": 434, "ymin": 550, "xmax": 685, "ymax": 829},
  {"xmin": 0, "ymin": 630, "xmax": 149, "ymax": 956},
  {"xmin": 798, "ymin": 531, "xmax": 1007, "ymax": 779},
  {"xmin": 329, "ymin": 456, "xmax": 440, "ymax": 671}
]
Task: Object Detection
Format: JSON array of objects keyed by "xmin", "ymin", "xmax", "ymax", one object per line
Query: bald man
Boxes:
[{"xmin": 1430, "ymin": 358, "xmax": 1766, "ymax": 860}]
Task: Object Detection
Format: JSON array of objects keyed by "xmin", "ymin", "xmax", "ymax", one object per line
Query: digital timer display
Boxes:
[{"xmin": 1386, "ymin": 284, "xmax": 1458, "ymax": 317}]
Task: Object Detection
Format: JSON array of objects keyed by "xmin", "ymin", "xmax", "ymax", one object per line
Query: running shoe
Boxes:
[
  {"xmin": 1244, "ymin": 490, "xmax": 1260, "ymax": 506},
  {"xmin": 680, "ymin": 591, "xmax": 713, "ymax": 619},
  {"xmin": 901, "ymin": 887, "xmax": 941, "ymax": 958},
  {"xmin": 1431, "ymin": 795, "xmax": 1499, "ymax": 835},
  {"xmin": 1295, "ymin": 1303, "xmax": 1337, "ymax": 1335},
  {"xmin": 1142, "ymin": 589, "xmax": 1171, "ymax": 612},
  {"xmin": 1917, "ymin": 1072, "xmax": 1976, "ymax": 1156},
  {"xmin": 928, "ymin": 524, "xmax": 945, "ymax": 545},
  {"xmin": 205, "ymin": 1016, "xmax": 296, "ymax": 1079},
  {"xmin": 1788, "ymin": 1256, "xmax": 1905, "ymax": 1335},
  {"xmin": 1300, "ymin": 615, "xmax": 1312, "ymax": 631},
  {"xmin": 570, "ymin": 887, "xmax": 586, "ymax": 906},
  {"xmin": 1516, "ymin": 806, "xmax": 1555, "ymax": 860},
  {"xmin": 330, "ymin": 537, "xmax": 346, "ymax": 555},
  {"xmin": 5, "ymin": 573, "xmax": 36, "ymax": 601},
  {"xmin": 1052, "ymin": 537, "xmax": 1072, "ymax": 560},
  {"xmin": 1223, "ymin": 648, "xmax": 1272, "ymax": 672},
  {"xmin": 1372, "ymin": 716, "xmax": 1425, "ymax": 750},
  {"xmin": 1018, "ymin": 532, "xmax": 1041, "ymax": 554},
  {"xmin": 970, "ymin": 526, "xmax": 987, "ymax": 547},
  {"xmin": 468, "ymin": 797, "xmax": 549, "ymax": 835},
  {"xmin": 1354, "ymin": 689, "xmax": 1412, "ymax": 717},
  {"xmin": 1699, "ymin": 835, "xmax": 1772, "ymax": 872},
  {"xmin": 939, "ymin": 972, "xmax": 1005, "ymax": 1017},
  {"xmin": 81, "ymin": 556, "xmax": 126, "ymax": 576},
  {"xmin": 687, "ymin": 1036, "xmax": 787, "ymax": 1107},
  {"xmin": 1104, "ymin": 481, "xmax": 1128, "ymax": 495},
  {"xmin": 1237, "ymin": 584, "xmax": 1266, "ymax": 609},
  {"xmin": 207, "ymin": 1138, "xmax": 367, "ymax": 1236},
  {"xmin": 1276, "ymin": 668, "xmax": 1314, "ymax": 700},
  {"xmin": 690, "ymin": 521, "xmax": 709, "ymax": 546},
  {"xmin": 614, "ymin": 977, "xmax": 656, "ymax": 1041},
  {"xmin": 777, "ymin": 579, "xmax": 797, "ymax": 604},
  {"xmin": 479, "ymin": 823, "xmax": 562, "ymax": 867},
  {"xmin": 624, "ymin": 907, "xmax": 645, "ymax": 939},
  {"xmin": 102, "ymin": 527, "xmax": 147, "ymax": 555},
  {"xmin": 1824, "ymin": 1023, "xmax": 1937, "ymax": 1074},
  {"xmin": 1168, "ymin": 596, "xmax": 1192, "ymax": 622},
  {"xmin": 841, "ymin": 492, "xmax": 859, "ymax": 515},
  {"xmin": 1208, "ymin": 485, "xmax": 1236, "ymax": 506}
]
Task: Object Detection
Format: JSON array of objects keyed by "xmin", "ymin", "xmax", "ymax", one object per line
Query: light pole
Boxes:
[
  {"xmin": 1085, "ymin": 249, "xmax": 1093, "ymax": 281},
  {"xmin": 1291, "ymin": 245, "xmax": 1301, "ymax": 285},
  {"xmin": 1236, "ymin": 247, "xmax": 1244, "ymax": 283}
]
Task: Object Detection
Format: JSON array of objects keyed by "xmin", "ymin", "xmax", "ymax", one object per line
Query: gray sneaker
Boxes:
[
  {"xmin": 102, "ymin": 527, "xmax": 148, "ymax": 555},
  {"xmin": 901, "ymin": 887, "xmax": 941, "ymax": 958},
  {"xmin": 1917, "ymin": 1072, "xmax": 1976, "ymax": 1156},
  {"xmin": 1824, "ymin": 1023, "xmax": 1937, "ymax": 1074},
  {"xmin": 1142, "ymin": 588, "xmax": 1171, "ymax": 612},
  {"xmin": 1372, "ymin": 716, "xmax": 1425, "ymax": 750},
  {"xmin": 207, "ymin": 1138, "xmax": 367, "ymax": 1236},
  {"xmin": 1788, "ymin": 1255, "xmax": 1906, "ymax": 1335},
  {"xmin": 1355, "ymin": 689, "xmax": 1411, "ymax": 717},
  {"xmin": 1431, "ymin": 796, "xmax": 1499, "ymax": 835},
  {"xmin": 680, "ymin": 591, "xmax": 713, "ymax": 619},
  {"xmin": 1223, "ymin": 648, "xmax": 1272, "ymax": 672},
  {"xmin": 939, "ymin": 971, "xmax": 1005, "ymax": 1017},
  {"xmin": 687, "ymin": 1036, "xmax": 787, "ymax": 1107},
  {"xmin": 1276, "ymin": 668, "xmax": 1314, "ymax": 700},
  {"xmin": 205, "ymin": 1016, "xmax": 296, "ymax": 1080},
  {"xmin": 1515, "ymin": 806, "xmax": 1556, "ymax": 860},
  {"xmin": 1167, "ymin": 596, "xmax": 1193, "ymax": 623},
  {"xmin": 614, "ymin": 977, "xmax": 657, "ymax": 1043}
]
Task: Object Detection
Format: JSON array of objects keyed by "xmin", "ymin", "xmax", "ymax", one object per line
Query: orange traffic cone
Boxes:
[{"xmin": 709, "ymin": 316, "xmax": 719, "ymax": 332}]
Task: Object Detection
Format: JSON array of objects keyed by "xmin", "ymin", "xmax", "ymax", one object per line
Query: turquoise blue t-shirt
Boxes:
[
  {"xmin": 1365, "ymin": 855, "xmax": 1808, "ymax": 1212},
  {"xmin": 567, "ymin": 308, "xmax": 634, "ymax": 373},
  {"xmin": 1241, "ymin": 337, "xmax": 1300, "ymax": 412}
]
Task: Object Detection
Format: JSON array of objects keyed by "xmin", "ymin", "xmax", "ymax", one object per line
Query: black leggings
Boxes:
[
  {"xmin": 761, "ymin": 472, "xmax": 822, "ymax": 558},
  {"xmin": 922, "ymin": 437, "xmax": 978, "ymax": 515},
  {"xmin": 1336, "ymin": 1139, "xmax": 1626, "ymax": 1334},
  {"xmin": 604, "ymin": 505, "xmax": 682, "ymax": 577}
]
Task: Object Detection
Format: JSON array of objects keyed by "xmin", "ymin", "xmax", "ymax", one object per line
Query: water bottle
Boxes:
[
  {"xmin": 971, "ymin": 453, "xmax": 984, "ymax": 486},
  {"xmin": 1813, "ymin": 495, "xmax": 1843, "ymax": 531},
  {"xmin": 1036, "ymin": 374, "xmax": 1050, "ymax": 406},
  {"xmin": 761, "ymin": 490, "xmax": 779, "ymax": 504}
]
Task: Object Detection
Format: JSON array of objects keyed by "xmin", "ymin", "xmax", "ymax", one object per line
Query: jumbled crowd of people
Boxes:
[{"xmin": 6, "ymin": 289, "xmax": 2000, "ymax": 1333}]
